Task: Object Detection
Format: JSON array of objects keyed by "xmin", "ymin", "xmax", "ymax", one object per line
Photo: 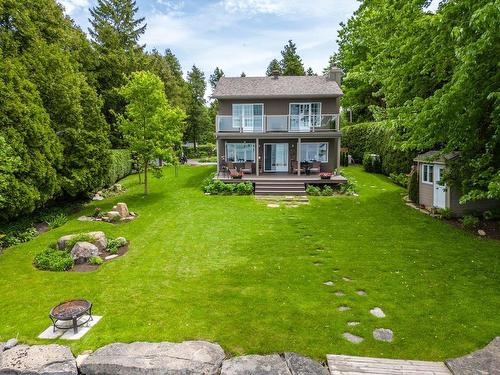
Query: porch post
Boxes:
[
  {"xmin": 297, "ymin": 138, "xmax": 301, "ymax": 176},
  {"xmin": 256, "ymin": 138, "xmax": 259, "ymax": 176},
  {"xmin": 216, "ymin": 137, "xmax": 220, "ymax": 176},
  {"xmin": 336, "ymin": 137, "xmax": 341, "ymax": 170}
]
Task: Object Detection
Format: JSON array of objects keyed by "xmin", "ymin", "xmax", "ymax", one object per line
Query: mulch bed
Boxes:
[
  {"xmin": 445, "ymin": 219, "xmax": 500, "ymax": 240},
  {"xmin": 71, "ymin": 243, "xmax": 129, "ymax": 273}
]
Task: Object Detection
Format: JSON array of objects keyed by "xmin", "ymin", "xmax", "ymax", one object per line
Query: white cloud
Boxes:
[{"xmin": 58, "ymin": 0, "xmax": 89, "ymax": 14}]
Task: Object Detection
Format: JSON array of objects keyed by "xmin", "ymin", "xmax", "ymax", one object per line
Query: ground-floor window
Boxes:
[
  {"xmin": 422, "ymin": 164, "xmax": 434, "ymax": 184},
  {"xmin": 300, "ymin": 142, "xmax": 328, "ymax": 162},
  {"xmin": 225, "ymin": 143, "xmax": 255, "ymax": 162}
]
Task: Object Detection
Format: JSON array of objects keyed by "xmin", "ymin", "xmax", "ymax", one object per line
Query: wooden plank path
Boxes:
[{"xmin": 327, "ymin": 354, "xmax": 452, "ymax": 375}]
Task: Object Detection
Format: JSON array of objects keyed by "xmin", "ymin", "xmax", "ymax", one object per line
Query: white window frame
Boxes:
[
  {"xmin": 225, "ymin": 142, "xmax": 256, "ymax": 162},
  {"xmin": 421, "ymin": 164, "xmax": 434, "ymax": 184},
  {"xmin": 300, "ymin": 142, "xmax": 329, "ymax": 163},
  {"xmin": 289, "ymin": 102, "xmax": 322, "ymax": 130},
  {"xmin": 232, "ymin": 103, "xmax": 264, "ymax": 132}
]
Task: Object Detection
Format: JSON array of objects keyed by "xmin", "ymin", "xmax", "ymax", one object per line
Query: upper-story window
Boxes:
[
  {"xmin": 289, "ymin": 103, "xmax": 321, "ymax": 131},
  {"xmin": 232, "ymin": 104, "xmax": 263, "ymax": 132}
]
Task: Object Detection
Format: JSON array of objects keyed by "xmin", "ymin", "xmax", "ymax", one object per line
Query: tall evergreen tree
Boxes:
[
  {"xmin": 323, "ymin": 53, "xmax": 342, "ymax": 75},
  {"xmin": 185, "ymin": 65, "xmax": 210, "ymax": 149},
  {"xmin": 280, "ymin": 40, "xmax": 305, "ymax": 76},
  {"xmin": 88, "ymin": 0, "xmax": 146, "ymax": 147},
  {"xmin": 306, "ymin": 67, "xmax": 316, "ymax": 76},
  {"xmin": 240, "ymin": 71, "xmax": 246, "ymax": 77},
  {"xmin": 209, "ymin": 67, "xmax": 224, "ymax": 89},
  {"xmin": 266, "ymin": 59, "xmax": 282, "ymax": 76}
]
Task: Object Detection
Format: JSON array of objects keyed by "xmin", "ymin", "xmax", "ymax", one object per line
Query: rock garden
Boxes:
[
  {"xmin": 33, "ymin": 231, "xmax": 128, "ymax": 272},
  {"xmin": 78, "ymin": 202, "xmax": 137, "ymax": 223}
]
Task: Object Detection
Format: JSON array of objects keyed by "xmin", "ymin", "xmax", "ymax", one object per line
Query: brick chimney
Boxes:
[
  {"xmin": 327, "ymin": 66, "xmax": 343, "ymax": 84},
  {"xmin": 271, "ymin": 69, "xmax": 280, "ymax": 79}
]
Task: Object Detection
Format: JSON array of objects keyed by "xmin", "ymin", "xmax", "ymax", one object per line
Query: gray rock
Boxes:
[
  {"xmin": 92, "ymin": 195, "xmax": 104, "ymax": 201},
  {"xmin": 347, "ymin": 322, "xmax": 360, "ymax": 326},
  {"xmin": 80, "ymin": 341, "xmax": 225, "ymax": 375},
  {"xmin": 88, "ymin": 231, "xmax": 107, "ymax": 251},
  {"xmin": 477, "ymin": 229, "xmax": 486, "ymax": 236},
  {"xmin": 370, "ymin": 307, "xmax": 386, "ymax": 318},
  {"xmin": 356, "ymin": 290, "xmax": 366, "ymax": 296},
  {"xmin": 3, "ymin": 338, "xmax": 17, "ymax": 350},
  {"xmin": 107, "ymin": 211, "xmax": 121, "ymax": 219},
  {"xmin": 221, "ymin": 354, "xmax": 290, "ymax": 375},
  {"xmin": 373, "ymin": 328, "xmax": 393, "ymax": 342},
  {"xmin": 77, "ymin": 216, "xmax": 95, "ymax": 222},
  {"xmin": 0, "ymin": 344, "xmax": 77, "ymax": 374},
  {"xmin": 57, "ymin": 234, "xmax": 76, "ymax": 250},
  {"xmin": 70, "ymin": 242, "xmax": 99, "ymax": 264},
  {"xmin": 104, "ymin": 254, "xmax": 118, "ymax": 260},
  {"xmin": 115, "ymin": 203, "xmax": 129, "ymax": 218},
  {"xmin": 323, "ymin": 281, "xmax": 334, "ymax": 286},
  {"xmin": 342, "ymin": 277, "xmax": 352, "ymax": 282},
  {"xmin": 284, "ymin": 352, "xmax": 329, "ymax": 375},
  {"xmin": 334, "ymin": 291, "xmax": 345, "ymax": 297},
  {"xmin": 337, "ymin": 306, "xmax": 350, "ymax": 312},
  {"xmin": 342, "ymin": 333, "xmax": 364, "ymax": 344},
  {"xmin": 446, "ymin": 336, "xmax": 500, "ymax": 375}
]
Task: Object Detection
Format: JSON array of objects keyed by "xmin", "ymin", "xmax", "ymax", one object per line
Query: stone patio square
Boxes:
[{"xmin": 38, "ymin": 315, "xmax": 102, "ymax": 340}]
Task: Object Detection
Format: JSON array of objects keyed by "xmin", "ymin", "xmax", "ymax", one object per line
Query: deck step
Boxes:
[{"xmin": 255, "ymin": 180, "xmax": 306, "ymax": 195}]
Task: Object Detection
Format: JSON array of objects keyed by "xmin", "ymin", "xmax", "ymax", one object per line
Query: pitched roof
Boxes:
[
  {"xmin": 211, "ymin": 76, "xmax": 343, "ymax": 99},
  {"xmin": 414, "ymin": 150, "xmax": 460, "ymax": 164}
]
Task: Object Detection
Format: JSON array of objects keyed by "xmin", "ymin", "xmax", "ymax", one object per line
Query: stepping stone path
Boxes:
[
  {"xmin": 356, "ymin": 290, "xmax": 366, "ymax": 296},
  {"xmin": 260, "ymin": 196, "xmax": 309, "ymax": 209},
  {"xmin": 323, "ymin": 281, "xmax": 334, "ymax": 286},
  {"xmin": 342, "ymin": 277, "xmax": 352, "ymax": 282},
  {"xmin": 337, "ymin": 305, "xmax": 351, "ymax": 312},
  {"xmin": 370, "ymin": 307, "xmax": 386, "ymax": 318},
  {"xmin": 347, "ymin": 321, "xmax": 360, "ymax": 326},
  {"xmin": 373, "ymin": 328, "xmax": 394, "ymax": 342},
  {"xmin": 267, "ymin": 203, "xmax": 280, "ymax": 208},
  {"xmin": 343, "ymin": 333, "xmax": 364, "ymax": 344},
  {"xmin": 334, "ymin": 291, "xmax": 345, "ymax": 297}
]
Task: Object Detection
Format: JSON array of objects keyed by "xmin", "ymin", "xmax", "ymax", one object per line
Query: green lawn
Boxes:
[{"xmin": 0, "ymin": 166, "xmax": 498, "ymax": 360}]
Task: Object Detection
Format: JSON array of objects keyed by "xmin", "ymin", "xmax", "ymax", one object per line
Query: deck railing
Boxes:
[{"xmin": 216, "ymin": 114, "xmax": 340, "ymax": 133}]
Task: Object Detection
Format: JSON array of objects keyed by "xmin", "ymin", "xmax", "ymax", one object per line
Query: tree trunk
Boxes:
[
  {"xmin": 138, "ymin": 169, "xmax": 142, "ymax": 184},
  {"xmin": 144, "ymin": 162, "xmax": 148, "ymax": 195}
]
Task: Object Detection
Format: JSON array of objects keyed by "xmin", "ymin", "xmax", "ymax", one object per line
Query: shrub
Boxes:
[
  {"xmin": 46, "ymin": 213, "xmax": 68, "ymax": 229},
  {"xmin": 461, "ymin": 215, "xmax": 479, "ymax": 229},
  {"xmin": 105, "ymin": 149, "xmax": 132, "ymax": 187},
  {"xmin": 408, "ymin": 169, "xmax": 419, "ymax": 203},
  {"xmin": 437, "ymin": 208, "xmax": 454, "ymax": 220},
  {"xmin": 322, "ymin": 186, "xmax": 334, "ymax": 196},
  {"xmin": 389, "ymin": 173, "xmax": 408, "ymax": 187},
  {"xmin": 306, "ymin": 185, "xmax": 321, "ymax": 196},
  {"xmin": 182, "ymin": 144, "xmax": 216, "ymax": 159},
  {"xmin": 107, "ymin": 237, "xmax": 127, "ymax": 254},
  {"xmin": 235, "ymin": 182, "xmax": 254, "ymax": 195},
  {"xmin": 363, "ymin": 153, "xmax": 382, "ymax": 173},
  {"xmin": 0, "ymin": 225, "xmax": 38, "ymax": 248},
  {"xmin": 64, "ymin": 233, "xmax": 94, "ymax": 251},
  {"xmin": 89, "ymin": 256, "xmax": 103, "ymax": 265},
  {"xmin": 33, "ymin": 248, "xmax": 73, "ymax": 271},
  {"xmin": 202, "ymin": 174, "xmax": 252, "ymax": 195}
]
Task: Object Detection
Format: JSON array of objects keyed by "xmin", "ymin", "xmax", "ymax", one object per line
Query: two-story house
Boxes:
[{"xmin": 212, "ymin": 68, "xmax": 346, "ymax": 194}]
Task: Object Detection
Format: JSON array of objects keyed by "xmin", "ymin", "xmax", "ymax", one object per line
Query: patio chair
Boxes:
[
  {"xmin": 309, "ymin": 161, "xmax": 321, "ymax": 174},
  {"xmin": 226, "ymin": 161, "xmax": 234, "ymax": 170},
  {"xmin": 241, "ymin": 161, "xmax": 253, "ymax": 174},
  {"xmin": 292, "ymin": 160, "xmax": 305, "ymax": 174}
]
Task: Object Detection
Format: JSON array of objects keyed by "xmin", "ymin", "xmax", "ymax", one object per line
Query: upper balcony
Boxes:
[{"xmin": 216, "ymin": 114, "xmax": 340, "ymax": 133}]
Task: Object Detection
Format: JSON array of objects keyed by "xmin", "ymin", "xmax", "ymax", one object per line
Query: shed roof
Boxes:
[
  {"xmin": 414, "ymin": 150, "xmax": 460, "ymax": 164},
  {"xmin": 212, "ymin": 76, "xmax": 343, "ymax": 99}
]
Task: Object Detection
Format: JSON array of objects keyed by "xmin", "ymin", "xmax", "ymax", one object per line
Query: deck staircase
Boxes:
[{"xmin": 254, "ymin": 179, "xmax": 306, "ymax": 195}]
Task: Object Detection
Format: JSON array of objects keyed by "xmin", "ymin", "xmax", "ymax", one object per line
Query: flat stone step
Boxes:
[{"xmin": 327, "ymin": 354, "xmax": 451, "ymax": 374}]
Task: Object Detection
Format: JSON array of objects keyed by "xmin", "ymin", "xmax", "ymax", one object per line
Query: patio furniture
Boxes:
[
  {"xmin": 292, "ymin": 160, "xmax": 305, "ymax": 174},
  {"xmin": 309, "ymin": 161, "xmax": 321, "ymax": 174},
  {"xmin": 49, "ymin": 299, "xmax": 93, "ymax": 334},
  {"xmin": 241, "ymin": 161, "xmax": 253, "ymax": 174}
]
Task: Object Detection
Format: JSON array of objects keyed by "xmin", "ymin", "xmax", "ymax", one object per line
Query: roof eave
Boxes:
[{"xmin": 212, "ymin": 93, "xmax": 343, "ymax": 100}]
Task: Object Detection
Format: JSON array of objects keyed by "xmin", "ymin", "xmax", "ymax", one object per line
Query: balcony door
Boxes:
[
  {"xmin": 232, "ymin": 103, "xmax": 263, "ymax": 132},
  {"xmin": 264, "ymin": 143, "xmax": 289, "ymax": 172},
  {"xmin": 290, "ymin": 103, "xmax": 321, "ymax": 131}
]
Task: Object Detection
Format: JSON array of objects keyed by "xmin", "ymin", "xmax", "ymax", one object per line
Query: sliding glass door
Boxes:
[
  {"xmin": 289, "ymin": 103, "xmax": 321, "ymax": 131},
  {"xmin": 264, "ymin": 143, "xmax": 289, "ymax": 172}
]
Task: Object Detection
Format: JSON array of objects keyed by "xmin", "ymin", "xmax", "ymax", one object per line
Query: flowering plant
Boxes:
[{"xmin": 319, "ymin": 172, "xmax": 333, "ymax": 178}]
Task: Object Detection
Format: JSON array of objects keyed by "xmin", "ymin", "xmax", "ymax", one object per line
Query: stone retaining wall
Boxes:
[{"xmin": 1, "ymin": 337, "xmax": 498, "ymax": 374}]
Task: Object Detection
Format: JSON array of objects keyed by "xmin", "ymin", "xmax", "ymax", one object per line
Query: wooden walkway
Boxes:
[{"xmin": 327, "ymin": 355, "xmax": 452, "ymax": 375}]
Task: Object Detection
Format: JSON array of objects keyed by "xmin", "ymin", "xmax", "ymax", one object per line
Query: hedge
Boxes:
[
  {"xmin": 182, "ymin": 144, "xmax": 216, "ymax": 159},
  {"xmin": 342, "ymin": 122, "xmax": 417, "ymax": 175},
  {"xmin": 105, "ymin": 149, "xmax": 132, "ymax": 187}
]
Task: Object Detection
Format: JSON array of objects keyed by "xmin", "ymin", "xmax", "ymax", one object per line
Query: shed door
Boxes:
[{"xmin": 433, "ymin": 165, "xmax": 446, "ymax": 208}]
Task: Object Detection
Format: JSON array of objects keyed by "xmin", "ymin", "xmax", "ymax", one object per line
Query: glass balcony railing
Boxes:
[{"xmin": 216, "ymin": 114, "xmax": 340, "ymax": 133}]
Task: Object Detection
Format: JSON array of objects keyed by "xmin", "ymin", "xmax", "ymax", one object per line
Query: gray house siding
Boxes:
[{"xmin": 218, "ymin": 98, "xmax": 340, "ymax": 116}]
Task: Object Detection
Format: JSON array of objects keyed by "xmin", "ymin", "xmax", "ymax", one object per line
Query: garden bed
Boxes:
[{"xmin": 71, "ymin": 242, "xmax": 129, "ymax": 272}]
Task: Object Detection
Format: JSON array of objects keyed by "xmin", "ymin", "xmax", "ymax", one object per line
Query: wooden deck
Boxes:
[
  {"xmin": 327, "ymin": 355, "xmax": 452, "ymax": 375},
  {"xmin": 215, "ymin": 173, "xmax": 348, "ymax": 184}
]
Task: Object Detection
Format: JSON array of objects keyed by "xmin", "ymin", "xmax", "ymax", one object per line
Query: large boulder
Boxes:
[
  {"xmin": 79, "ymin": 341, "xmax": 225, "ymax": 375},
  {"xmin": 70, "ymin": 242, "xmax": 98, "ymax": 264},
  {"xmin": 87, "ymin": 231, "xmax": 107, "ymax": 251},
  {"xmin": 112, "ymin": 203, "xmax": 129, "ymax": 218},
  {"xmin": 284, "ymin": 352, "xmax": 329, "ymax": 375},
  {"xmin": 221, "ymin": 354, "xmax": 291, "ymax": 375},
  {"xmin": 0, "ymin": 344, "xmax": 77, "ymax": 374},
  {"xmin": 57, "ymin": 234, "xmax": 76, "ymax": 250},
  {"xmin": 446, "ymin": 336, "xmax": 500, "ymax": 375}
]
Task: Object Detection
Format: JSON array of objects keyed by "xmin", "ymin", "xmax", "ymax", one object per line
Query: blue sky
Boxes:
[{"xmin": 60, "ymin": 0, "xmax": 439, "ymax": 91}]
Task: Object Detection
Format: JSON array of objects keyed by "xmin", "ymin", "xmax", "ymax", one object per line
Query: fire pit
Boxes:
[{"xmin": 49, "ymin": 299, "xmax": 93, "ymax": 334}]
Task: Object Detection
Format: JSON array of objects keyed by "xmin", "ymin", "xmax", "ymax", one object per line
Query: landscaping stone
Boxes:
[
  {"xmin": 446, "ymin": 336, "xmax": 499, "ymax": 375},
  {"xmin": 477, "ymin": 229, "xmax": 486, "ymax": 236},
  {"xmin": 107, "ymin": 210, "xmax": 121, "ymax": 219},
  {"xmin": 347, "ymin": 321, "xmax": 360, "ymax": 326},
  {"xmin": 334, "ymin": 291, "xmax": 345, "ymax": 297},
  {"xmin": 267, "ymin": 204, "xmax": 280, "ymax": 208},
  {"xmin": 80, "ymin": 341, "xmax": 225, "ymax": 375},
  {"xmin": 356, "ymin": 290, "xmax": 366, "ymax": 296},
  {"xmin": 70, "ymin": 242, "xmax": 98, "ymax": 264},
  {"xmin": 337, "ymin": 306, "xmax": 350, "ymax": 312},
  {"xmin": 373, "ymin": 328, "xmax": 393, "ymax": 342},
  {"xmin": 342, "ymin": 277, "xmax": 352, "ymax": 282},
  {"xmin": 283, "ymin": 352, "xmax": 329, "ymax": 375},
  {"xmin": 0, "ymin": 344, "xmax": 77, "ymax": 374},
  {"xmin": 342, "ymin": 333, "xmax": 364, "ymax": 344},
  {"xmin": 88, "ymin": 231, "xmax": 107, "ymax": 251},
  {"xmin": 3, "ymin": 338, "xmax": 17, "ymax": 350},
  {"xmin": 57, "ymin": 234, "xmax": 76, "ymax": 250},
  {"xmin": 323, "ymin": 281, "xmax": 334, "ymax": 286},
  {"xmin": 370, "ymin": 307, "xmax": 386, "ymax": 318},
  {"xmin": 92, "ymin": 194, "xmax": 104, "ymax": 201},
  {"xmin": 104, "ymin": 254, "xmax": 118, "ymax": 260},
  {"xmin": 77, "ymin": 216, "xmax": 95, "ymax": 222},
  {"xmin": 221, "ymin": 354, "xmax": 290, "ymax": 375}
]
